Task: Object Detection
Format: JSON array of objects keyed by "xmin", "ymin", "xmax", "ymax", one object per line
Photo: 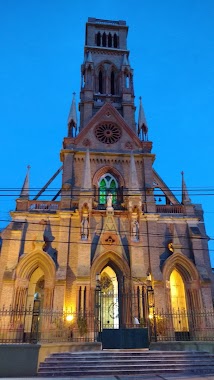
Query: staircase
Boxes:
[{"xmin": 38, "ymin": 350, "xmax": 214, "ymax": 377}]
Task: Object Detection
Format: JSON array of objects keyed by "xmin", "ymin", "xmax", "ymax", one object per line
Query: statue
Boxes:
[
  {"xmin": 132, "ymin": 220, "xmax": 139, "ymax": 240},
  {"xmin": 107, "ymin": 193, "xmax": 113, "ymax": 208},
  {"xmin": 81, "ymin": 216, "xmax": 89, "ymax": 239}
]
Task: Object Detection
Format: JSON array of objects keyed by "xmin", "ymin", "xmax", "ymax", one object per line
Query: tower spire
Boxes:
[
  {"xmin": 67, "ymin": 92, "xmax": 77, "ymax": 137},
  {"xmin": 181, "ymin": 171, "xmax": 191, "ymax": 205},
  {"xmin": 138, "ymin": 97, "xmax": 148, "ymax": 140},
  {"xmin": 129, "ymin": 153, "xmax": 140, "ymax": 192},
  {"xmin": 82, "ymin": 148, "xmax": 92, "ymax": 190},
  {"xmin": 20, "ymin": 165, "xmax": 30, "ymax": 199}
]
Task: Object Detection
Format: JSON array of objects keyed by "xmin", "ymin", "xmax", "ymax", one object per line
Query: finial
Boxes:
[
  {"xmin": 20, "ymin": 165, "xmax": 30, "ymax": 199},
  {"xmin": 67, "ymin": 92, "xmax": 78, "ymax": 136},
  {"xmin": 181, "ymin": 170, "xmax": 191, "ymax": 205},
  {"xmin": 138, "ymin": 97, "xmax": 148, "ymax": 140}
]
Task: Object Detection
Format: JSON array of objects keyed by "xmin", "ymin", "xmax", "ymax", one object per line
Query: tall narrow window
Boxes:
[
  {"xmin": 98, "ymin": 173, "xmax": 118, "ymax": 205},
  {"xmin": 99, "ymin": 70, "xmax": 103, "ymax": 93},
  {"xmin": 111, "ymin": 71, "xmax": 115, "ymax": 95},
  {"xmin": 125, "ymin": 75, "xmax": 130, "ymax": 88},
  {"xmin": 102, "ymin": 32, "xmax": 106, "ymax": 47},
  {"xmin": 97, "ymin": 32, "xmax": 101, "ymax": 46},
  {"xmin": 113, "ymin": 33, "xmax": 118, "ymax": 48},
  {"xmin": 108, "ymin": 33, "xmax": 112, "ymax": 47}
]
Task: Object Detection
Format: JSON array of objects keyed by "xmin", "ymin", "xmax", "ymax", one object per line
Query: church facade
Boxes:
[{"xmin": 0, "ymin": 18, "xmax": 213, "ymax": 337}]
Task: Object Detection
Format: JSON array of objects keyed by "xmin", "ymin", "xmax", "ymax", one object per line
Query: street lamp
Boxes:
[
  {"xmin": 95, "ymin": 274, "xmax": 102, "ymax": 341},
  {"xmin": 146, "ymin": 274, "xmax": 157, "ymax": 342}
]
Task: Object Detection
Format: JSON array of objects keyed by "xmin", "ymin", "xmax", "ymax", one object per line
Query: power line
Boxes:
[
  {"xmin": 0, "ymin": 217, "xmax": 214, "ymax": 240},
  {"xmin": 0, "ymin": 235, "xmax": 213, "ymax": 252},
  {"xmin": 0, "ymin": 217, "xmax": 213, "ymax": 240}
]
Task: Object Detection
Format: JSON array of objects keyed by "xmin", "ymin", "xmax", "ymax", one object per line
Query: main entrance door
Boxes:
[
  {"xmin": 96, "ymin": 267, "xmax": 149, "ymax": 348},
  {"xmin": 99, "ymin": 266, "xmax": 119, "ymax": 329}
]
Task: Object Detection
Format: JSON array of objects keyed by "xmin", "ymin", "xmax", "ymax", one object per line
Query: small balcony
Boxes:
[
  {"xmin": 28, "ymin": 201, "xmax": 59, "ymax": 212},
  {"xmin": 156, "ymin": 205, "xmax": 184, "ymax": 214}
]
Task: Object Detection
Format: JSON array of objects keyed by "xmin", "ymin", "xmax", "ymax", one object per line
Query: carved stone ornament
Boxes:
[
  {"xmin": 125, "ymin": 141, "xmax": 133, "ymax": 150},
  {"xmin": 105, "ymin": 236, "xmax": 115, "ymax": 245},
  {"xmin": 82, "ymin": 138, "xmax": 91, "ymax": 147},
  {"xmin": 62, "ymin": 183, "xmax": 71, "ymax": 190}
]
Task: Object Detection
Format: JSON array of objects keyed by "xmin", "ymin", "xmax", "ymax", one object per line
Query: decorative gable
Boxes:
[{"xmin": 64, "ymin": 103, "xmax": 144, "ymax": 153}]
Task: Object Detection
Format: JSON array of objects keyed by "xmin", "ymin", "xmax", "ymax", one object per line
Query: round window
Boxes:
[{"xmin": 95, "ymin": 123, "xmax": 121, "ymax": 144}]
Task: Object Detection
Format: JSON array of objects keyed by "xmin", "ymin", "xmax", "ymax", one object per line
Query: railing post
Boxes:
[
  {"xmin": 30, "ymin": 299, "xmax": 41, "ymax": 344},
  {"xmin": 94, "ymin": 276, "xmax": 102, "ymax": 342},
  {"xmin": 153, "ymin": 309, "xmax": 157, "ymax": 342}
]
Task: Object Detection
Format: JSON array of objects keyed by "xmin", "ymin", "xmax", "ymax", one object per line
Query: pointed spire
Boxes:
[
  {"xmin": 20, "ymin": 165, "xmax": 30, "ymax": 199},
  {"xmin": 122, "ymin": 54, "xmax": 128, "ymax": 65},
  {"xmin": 138, "ymin": 97, "xmax": 148, "ymax": 140},
  {"xmin": 129, "ymin": 154, "xmax": 140, "ymax": 192},
  {"xmin": 67, "ymin": 92, "xmax": 77, "ymax": 132},
  {"xmin": 181, "ymin": 171, "xmax": 191, "ymax": 204},
  {"xmin": 82, "ymin": 148, "xmax": 92, "ymax": 190}
]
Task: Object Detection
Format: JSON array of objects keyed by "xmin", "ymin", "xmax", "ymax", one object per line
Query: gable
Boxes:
[{"xmin": 74, "ymin": 103, "xmax": 143, "ymax": 152}]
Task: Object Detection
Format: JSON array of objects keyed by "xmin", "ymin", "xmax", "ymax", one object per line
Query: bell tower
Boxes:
[{"xmin": 79, "ymin": 18, "xmax": 136, "ymax": 131}]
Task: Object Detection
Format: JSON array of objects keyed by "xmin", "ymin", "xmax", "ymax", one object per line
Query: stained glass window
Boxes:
[{"xmin": 98, "ymin": 174, "xmax": 118, "ymax": 205}]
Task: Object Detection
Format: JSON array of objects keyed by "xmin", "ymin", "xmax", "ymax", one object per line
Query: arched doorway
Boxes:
[
  {"xmin": 24, "ymin": 267, "xmax": 45, "ymax": 340},
  {"xmin": 94, "ymin": 261, "xmax": 149, "ymax": 348},
  {"xmin": 99, "ymin": 266, "xmax": 119, "ymax": 329},
  {"xmin": 26, "ymin": 267, "xmax": 45, "ymax": 309},
  {"xmin": 169, "ymin": 269, "xmax": 189, "ymax": 337},
  {"xmin": 15, "ymin": 249, "xmax": 56, "ymax": 341}
]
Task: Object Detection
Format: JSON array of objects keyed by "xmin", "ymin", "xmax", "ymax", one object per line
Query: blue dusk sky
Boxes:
[{"xmin": 0, "ymin": 1, "xmax": 214, "ymax": 265}]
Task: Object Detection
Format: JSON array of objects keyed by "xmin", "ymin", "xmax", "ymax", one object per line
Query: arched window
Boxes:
[
  {"xmin": 111, "ymin": 71, "xmax": 115, "ymax": 95},
  {"xmin": 97, "ymin": 32, "xmax": 101, "ymax": 46},
  {"xmin": 99, "ymin": 70, "xmax": 103, "ymax": 93},
  {"xmin": 102, "ymin": 32, "xmax": 106, "ymax": 47},
  {"xmin": 98, "ymin": 173, "xmax": 118, "ymax": 205},
  {"xmin": 113, "ymin": 33, "xmax": 118, "ymax": 48},
  {"xmin": 108, "ymin": 33, "xmax": 112, "ymax": 47}
]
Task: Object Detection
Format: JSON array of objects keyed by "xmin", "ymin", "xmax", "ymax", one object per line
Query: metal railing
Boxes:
[
  {"xmin": 156, "ymin": 205, "xmax": 184, "ymax": 214},
  {"xmin": 1, "ymin": 305, "xmax": 214, "ymax": 344},
  {"xmin": 150, "ymin": 309, "xmax": 214, "ymax": 342},
  {"xmin": 28, "ymin": 201, "xmax": 59, "ymax": 212},
  {"xmin": 0, "ymin": 306, "xmax": 96, "ymax": 344}
]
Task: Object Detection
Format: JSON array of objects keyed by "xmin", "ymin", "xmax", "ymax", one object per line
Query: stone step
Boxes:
[
  {"xmin": 39, "ymin": 363, "xmax": 214, "ymax": 370},
  {"xmin": 40, "ymin": 358, "xmax": 214, "ymax": 366},
  {"xmin": 50, "ymin": 350, "xmax": 209, "ymax": 355},
  {"xmin": 48, "ymin": 353, "xmax": 212, "ymax": 359},
  {"xmin": 38, "ymin": 367, "xmax": 214, "ymax": 377},
  {"xmin": 38, "ymin": 350, "xmax": 214, "ymax": 377}
]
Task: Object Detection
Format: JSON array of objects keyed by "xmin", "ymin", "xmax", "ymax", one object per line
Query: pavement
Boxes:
[{"xmin": 2, "ymin": 375, "xmax": 214, "ymax": 380}]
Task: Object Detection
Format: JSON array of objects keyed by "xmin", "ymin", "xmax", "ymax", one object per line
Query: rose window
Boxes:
[{"xmin": 95, "ymin": 123, "xmax": 121, "ymax": 144}]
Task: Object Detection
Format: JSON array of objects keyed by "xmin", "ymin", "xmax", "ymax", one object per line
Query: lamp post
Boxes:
[
  {"xmin": 146, "ymin": 274, "xmax": 157, "ymax": 342},
  {"xmin": 95, "ymin": 274, "xmax": 102, "ymax": 341}
]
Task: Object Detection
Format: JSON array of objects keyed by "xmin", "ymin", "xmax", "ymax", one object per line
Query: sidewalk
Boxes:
[{"xmin": 1, "ymin": 374, "xmax": 214, "ymax": 380}]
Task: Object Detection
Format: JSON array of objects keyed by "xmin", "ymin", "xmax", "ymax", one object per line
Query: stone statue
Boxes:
[
  {"xmin": 107, "ymin": 193, "xmax": 113, "ymax": 208},
  {"xmin": 81, "ymin": 216, "xmax": 89, "ymax": 239},
  {"xmin": 132, "ymin": 220, "xmax": 139, "ymax": 240}
]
